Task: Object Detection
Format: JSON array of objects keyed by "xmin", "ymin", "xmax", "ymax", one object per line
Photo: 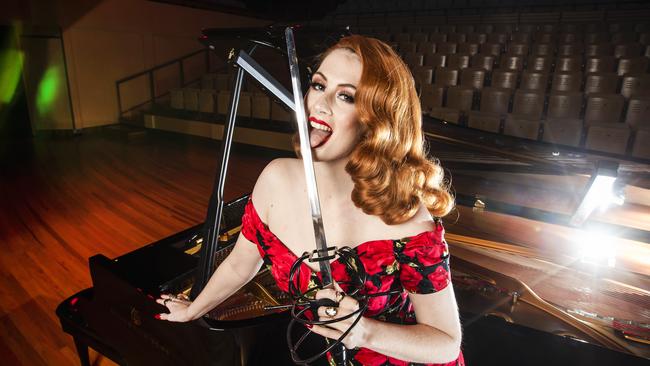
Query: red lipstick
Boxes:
[{"xmin": 308, "ymin": 117, "xmax": 332, "ymax": 130}]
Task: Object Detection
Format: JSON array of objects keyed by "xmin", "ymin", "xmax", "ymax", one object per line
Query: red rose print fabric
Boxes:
[{"xmin": 240, "ymin": 199, "xmax": 463, "ymax": 366}]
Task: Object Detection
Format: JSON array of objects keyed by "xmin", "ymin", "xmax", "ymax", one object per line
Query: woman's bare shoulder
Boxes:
[{"xmin": 250, "ymin": 158, "xmax": 301, "ymax": 220}]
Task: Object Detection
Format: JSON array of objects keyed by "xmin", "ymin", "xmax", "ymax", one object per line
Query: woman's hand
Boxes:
[
  {"xmin": 155, "ymin": 294, "xmax": 194, "ymax": 322},
  {"xmin": 310, "ymin": 287, "xmax": 373, "ymax": 349}
]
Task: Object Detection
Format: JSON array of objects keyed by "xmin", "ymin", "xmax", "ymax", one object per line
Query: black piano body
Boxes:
[{"xmin": 56, "ymin": 195, "xmax": 649, "ymax": 366}]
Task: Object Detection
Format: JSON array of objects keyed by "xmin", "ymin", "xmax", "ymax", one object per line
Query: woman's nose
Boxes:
[{"xmin": 314, "ymin": 94, "xmax": 332, "ymax": 115}]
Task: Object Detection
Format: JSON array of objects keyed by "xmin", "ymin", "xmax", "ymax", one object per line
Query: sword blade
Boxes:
[{"xmin": 284, "ymin": 27, "xmax": 333, "ymax": 287}]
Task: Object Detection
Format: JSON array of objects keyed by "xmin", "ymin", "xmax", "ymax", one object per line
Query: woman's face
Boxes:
[{"xmin": 306, "ymin": 48, "xmax": 363, "ymax": 162}]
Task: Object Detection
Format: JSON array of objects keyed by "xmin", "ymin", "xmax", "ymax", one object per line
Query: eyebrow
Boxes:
[{"xmin": 313, "ymin": 71, "xmax": 357, "ymax": 89}]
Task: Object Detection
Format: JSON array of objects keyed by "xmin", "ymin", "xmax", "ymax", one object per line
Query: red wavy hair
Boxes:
[{"xmin": 316, "ymin": 35, "xmax": 454, "ymax": 224}]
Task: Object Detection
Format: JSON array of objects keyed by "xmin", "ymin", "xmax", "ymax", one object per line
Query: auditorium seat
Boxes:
[
  {"xmin": 612, "ymin": 32, "xmax": 638, "ymax": 43},
  {"xmin": 468, "ymin": 87, "xmax": 512, "ymax": 133},
  {"xmin": 551, "ymin": 72, "xmax": 582, "ymax": 92},
  {"xmin": 547, "ymin": 92, "xmax": 583, "ymax": 119},
  {"xmin": 584, "ymin": 73, "xmax": 619, "ymax": 94},
  {"xmin": 555, "ymin": 56, "xmax": 583, "ymax": 72},
  {"xmin": 425, "ymin": 52, "xmax": 447, "ymax": 68},
  {"xmin": 500, "ymin": 55, "xmax": 524, "ymax": 71},
  {"xmin": 527, "ymin": 56, "xmax": 553, "ymax": 72},
  {"xmin": 404, "ymin": 52, "xmax": 423, "ymax": 68},
  {"xmin": 482, "ymin": 42, "xmax": 503, "ymax": 57},
  {"xmin": 534, "ymin": 33, "xmax": 556, "ymax": 44},
  {"xmin": 476, "ymin": 24, "xmax": 494, "ymax": 34},
  {"xmin": 411, "ymin": 32, "xmax": 428, "ymax": 44},
  {"xmin": 184, "ymin": 88, "xmax": 200, "ymax": 111},
  {"xmin": 430, "ymin": 33, "xmax": 448, "ymax": 43},
  {"xmin": 457, "ymin": 25, "xmax": 475, "ymax": 33},
  {"xmin": 471, "ymin": 54, "xmax": 495, "ymax": 71},
  {"xmin": 217, "ymin": 91, "xmax": 230, "ymax": 114},
  {"xmin": 492, "ymin": 70, "xmax": 519, "ymax": 89},
  {"xmin": 584, "ymin": 93, "xmax": 625, "ymax": 124},
  {"xmin": 430, "ymin": 86, "xmax": 474, "ymax": 123},
  {"xmin": 585, "ymin": 43, "xmax": 614, "ymax": 57},
  {"xmin": 557, "ymin": 43, "xmax": 584, "ymax": 57},
  {"xmin": 467, "ymin": 33, "xmax": 487, "ymax": 44},
  {"xmin": 624, "ymin": 96, "xmax": 650, "ymax": 130},
  {"xmin": 448, "ymin": 54, "xmax": 471, "ymax": 69},
  {"xmin": 434, "ymin": 67, "xmax": 460, "ymax": 86},
  {"xmin": 620, "ymin": 74, "xmax": 650, "ymax": 99},
  {"xmin": 507, "ymin": 43, "xmax": 529, "ymax": 56},
  {"xmin": 504, "ymin": 115, "xmax": 541, "ymax": 140},
  {"xmin": 460, "ymin": 67, "xmax": 487, "ymax": 90},
  {"xmin": 631, "ymin": 128, "xmax": 650, "ymax": 159},
  {"xmin": 459, "ymin": 43, "xmax": 480, "ymax": 56},
  {"xmin": 399, "ymin": 42, "xmax": 417, "ymax": 54},
  {"xmin": 448, "ymin": 32, "xmax": 467, "ymax": 43},
  {"xmin": 557, "ymin": 33, "xmax": 582, "ymax": 44},
  {"xmin": 271, "ymin": 100, "xmax": 291, "ymax": 122},
  {"xmin": 585, "ymin": 32, "xmax": 610, "ymax": 44},
  {"xmin": 585, "ymin": 123, "xmax": 630, "ymax": 154},
  {"xmin": 170, "ymin": 89, "xmax": 184, "ymax": 109},
  {"xmin": 488, "ymin": 32, "xmax": 508, "ymax": 44},
  {"xmin": 617, "ymin": 57, "xmax": 649, "ymax": 76},
  {"xmin": 520, "ymin": 71, "xmax": 549, "ymax": 91},
  {"xmin": 511, "ymin": 89, "xmax": 545, "ymax": 119},
  {"xmin": 438, "ymin": 42, "xmax": 458, "ymax": 54},
  {"xmin": 413, "ymin": 65, "xmax": 434, "ymax": 84},
  {"xmin": 614, "ymin": 43, "xmax": 643, "ymax": 58},
  {"xmin": 585, "ymin": 56, "xmax": 616, "ymax": 73},
  {"xmin": 640, "ymin": 32, "xmax": 650, "ymax": 45},
  {"xmin": 252, "ymin": 93, "xmax": 270, "ymax": 119},
  {"xmin": 420, "ymin": 84, "xmax": 445, "ymax": 114},
  {"xmin": 511, "ymin": 32, "xmax": 532, "ymax": 44},
  {"xmin": 418, "ymin": 41, "xmax": 436, "ymax": 54},
  {"xmin": 543, "ymin": 118, "xmax": 584, "ymax": 147},
  {"xmin": 531, "ymin": 43, "xmax": 554, "ymax": 56},
  {"xmin": 198, "ymin": 90, "xmax": 216, "ymax": 113}
]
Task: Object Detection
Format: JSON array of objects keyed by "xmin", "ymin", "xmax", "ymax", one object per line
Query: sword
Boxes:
[{"xmin": 284, "ymin": 27, "xmax": 334, "ymax": 287}]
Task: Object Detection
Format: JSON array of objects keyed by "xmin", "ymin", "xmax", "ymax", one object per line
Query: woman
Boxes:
[{"xmin": 157, "ymin": 35, "xmax": 463, "ymax": 366}]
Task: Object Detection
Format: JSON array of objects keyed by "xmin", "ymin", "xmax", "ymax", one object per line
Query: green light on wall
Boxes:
[
  {"xmin": 36, "ymin": 65, "xmax": 60, "ymax": 116},
  {"xmin": 0, "ymin": 49, "xmax": 24, "ymax": 104}
]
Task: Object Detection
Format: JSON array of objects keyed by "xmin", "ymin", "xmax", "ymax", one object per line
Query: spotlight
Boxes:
[
  {"xmin": 569, "ymin": 160, "xmax": 619, "ymax": 227},
  {"xmin": 573, "ymin": 230, "xmax": 617, "ymax": 268}
]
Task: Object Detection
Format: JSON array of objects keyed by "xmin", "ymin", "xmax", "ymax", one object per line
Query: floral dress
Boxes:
[{"xmin": 241, "ymin": 199, "xmax": 465, "ymax": 366}]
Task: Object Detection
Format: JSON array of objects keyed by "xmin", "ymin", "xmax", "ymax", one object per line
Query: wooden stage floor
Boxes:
[{"xmin": 0, "ymin": 131, "xmax": 281, "ymax": 365}]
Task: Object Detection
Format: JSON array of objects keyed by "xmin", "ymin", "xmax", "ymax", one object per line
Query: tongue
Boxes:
[{"xmin": 309, "ymin": 128, "xmax": 331, "ymax": 148}]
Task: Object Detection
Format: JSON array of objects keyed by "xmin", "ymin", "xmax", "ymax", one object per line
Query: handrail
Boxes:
[{"xmin": 116, "ymin": 47, "xmax": 212, "ymax": 119}]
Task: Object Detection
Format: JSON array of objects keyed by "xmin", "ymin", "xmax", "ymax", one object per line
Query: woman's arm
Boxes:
[
  {"xmin": 312, "ymin": 285, "xmax": 462, "ymax": 364},
  {"xmin": 156, "ymin": 159, "xmax": 286, "ymax": 322}
]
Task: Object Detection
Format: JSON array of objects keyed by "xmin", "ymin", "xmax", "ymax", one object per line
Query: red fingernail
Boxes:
[
  {"xmin": 154, "ymin": 314, "xmax": 161, "ymax": 320},
  {"xmin": 147, "ymin": 294, "xmax": 154, "ymax": 300},
  {"xmin": 305, "ymin": 324, "xmax": 313, "ymax": 329}
]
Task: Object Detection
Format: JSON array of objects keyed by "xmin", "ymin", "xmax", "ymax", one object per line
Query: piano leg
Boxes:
[{"xmin": 73, "ymin": 337, "xmax": 91, "ymax": 366}]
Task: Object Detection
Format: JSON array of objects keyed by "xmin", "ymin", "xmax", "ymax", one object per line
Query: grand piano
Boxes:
[{"xmin": 56, "ymin": 26, "xmax": 650, "ymax": 366}]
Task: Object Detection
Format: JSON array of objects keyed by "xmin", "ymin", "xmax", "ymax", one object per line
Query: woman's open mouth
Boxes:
[{"xmin": 308, "ymin": 117, "xmax": 332, "ymax": 148}]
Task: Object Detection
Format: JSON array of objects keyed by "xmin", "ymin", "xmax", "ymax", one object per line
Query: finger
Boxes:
[
  {"xmin": 155, "ymin": 313, "xmax": 168, "ymax": 321},
  {"xmin": 332, "ymin": 280, "xmax": 344, "ymax": 293},
  {"xmin": 338, "ymin": 294, "xmax": 359, "ymax": 311},
  {"xmin": 156, "ymin": 298, "xmax": 166, "ymax": 306},
  {"xmin": 315, "ymin": 288, "xmax": 337, "ymax": 300},
  {"xmin": 310, "ymin": 324, "xmax": 343, "ymax": 341}
]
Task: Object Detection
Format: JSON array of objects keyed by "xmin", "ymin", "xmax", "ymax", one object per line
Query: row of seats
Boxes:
[
  {"xmin": 410, "ymin": 66, "xmax": 650, "ymax": 98},
  {"xmin": 169, "ymin": 88, "xmax": 293, "ymax": 122},
  {"xmin": 421, "ymin": 84, "xmax": 649, "ymax": 157},
  {"xmin": 386, "ymin": 31, "xmax": 650, "ymax": 46},
  {"xmin": 404, "ymin": 52, "xmax": 650, "ymax": 76},
  {"xmin": 421, "ymin": 85, "xmax": 650, "ymax": 128},
  {"xmin": 395, "ymin": 40, "xmax": 650, "ymax": 59}
]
